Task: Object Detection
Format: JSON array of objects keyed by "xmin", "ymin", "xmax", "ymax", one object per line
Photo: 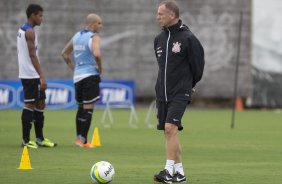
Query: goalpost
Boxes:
[
  {"xmin": 101, "ymin": 100, "xmax": 139, "ymax": 128},
  {"xmin": 144, "ymin": 100, "xmax": 157, "ymax": 129}
]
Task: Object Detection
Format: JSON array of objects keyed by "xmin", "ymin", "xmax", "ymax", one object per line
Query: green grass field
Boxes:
[{"xmin": 0, "ymin": 108, "xmax": 282, "ymax": 184}]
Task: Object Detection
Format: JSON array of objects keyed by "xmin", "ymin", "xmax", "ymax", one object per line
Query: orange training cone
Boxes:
[
  {"xmin": 18, "ymin": 146, "xmax": 33, "ymax": 170},
  {"xmin": 235, "ymin": 96, "xmax": 243, "ymax": 112},
  {"xmin": 91, "ymin": 127, "xmax": 101, "ymax": 147}
]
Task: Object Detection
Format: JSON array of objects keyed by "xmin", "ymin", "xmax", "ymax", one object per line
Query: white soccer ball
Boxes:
[{"xmin": 90, "ymin": 161, "xmax": 115, "ymax": 183}]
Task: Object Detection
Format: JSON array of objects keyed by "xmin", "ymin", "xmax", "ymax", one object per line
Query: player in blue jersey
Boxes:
[
  {"xmin": 17, "ymin": 4, "xmax": 57, "ymax": 148},
  {"xmin": 61, "ymin": 14, "xmax": 103, "ymax": 148}
]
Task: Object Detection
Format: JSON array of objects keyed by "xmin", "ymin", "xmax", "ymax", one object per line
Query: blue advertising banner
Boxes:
[
  {"xmin": 98, "ymin": 81, "xmax": 135, "ymax": 108},
  {"xmin": 0, "ymin": 80, "xmax": 135, "ymax": 110},
  {"xmin": 0, "ymin": 83, "xmax": 17, "ymax": 110}
]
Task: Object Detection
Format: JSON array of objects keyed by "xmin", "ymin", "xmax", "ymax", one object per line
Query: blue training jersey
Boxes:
[{"xmin": 72, "ymin": 29, "xmax": 100, "ymax": 83}]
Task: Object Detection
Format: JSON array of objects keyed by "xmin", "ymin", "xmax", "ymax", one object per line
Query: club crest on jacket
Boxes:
[{"xmin": 172, "ymin": 42, "xmax": 181, "ymax": 53}]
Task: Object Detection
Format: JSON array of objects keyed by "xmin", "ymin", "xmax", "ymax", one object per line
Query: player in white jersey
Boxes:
[
  {"xmin": 61, "ymin": 14, "xmax": 103, "ymax": 148},
  {"xmin": 17, "ymin": 4, "xmax": 56, "ymax": 148}
]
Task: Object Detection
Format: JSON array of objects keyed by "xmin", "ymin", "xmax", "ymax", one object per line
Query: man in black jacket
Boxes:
[{"xmin": 153, "ymin": 1, "xmax": 205, "ymax": 183}]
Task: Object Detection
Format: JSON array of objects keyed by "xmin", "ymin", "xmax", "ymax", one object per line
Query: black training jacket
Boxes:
[{"xmin": 154, "ymin": 20, "xmax": 205, "ymax": 102}]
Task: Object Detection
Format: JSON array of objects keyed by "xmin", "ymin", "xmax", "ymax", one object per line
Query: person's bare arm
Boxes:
[
  {"xmin": 92, "ymin": 35, "xmax": 102, "ymax": 74},
  {"xmin": 61, "ymin": 39, "xmax": 75, "ymax": 71},
  {"xmin": 25, "ymin": 29, "xmax": 47, "ymax": 90}
]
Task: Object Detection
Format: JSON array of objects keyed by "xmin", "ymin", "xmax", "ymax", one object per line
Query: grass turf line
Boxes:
[{"xmin": 0, "ymin": 109, "xmax": 282, "ymax": 183}]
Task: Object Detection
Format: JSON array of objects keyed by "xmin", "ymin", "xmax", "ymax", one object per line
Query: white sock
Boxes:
[
  {"xmin": 174, "ymin": 162, "xmax": 184, "ymax": 175},
  {"xmin": 164, "ymin": 160, "xmax": 175, "ymax": 175}
]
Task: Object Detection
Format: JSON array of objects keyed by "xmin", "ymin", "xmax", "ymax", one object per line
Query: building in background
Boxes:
[{"xmin": 1, "ymin": 0, "xmax": 281, "ymax": 108}]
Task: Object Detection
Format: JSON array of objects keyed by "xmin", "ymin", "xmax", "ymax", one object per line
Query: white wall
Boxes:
[
  {"xmin": 251, "ymin": 0, "xmax": 282, "ymax": 107},
  {"xmin": 252, "ymin": 0, "xmax": 282, "ymax": 73}
]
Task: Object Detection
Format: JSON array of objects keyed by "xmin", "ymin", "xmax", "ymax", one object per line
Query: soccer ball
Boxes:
[{"xmin": 90, "ymin": 161, "xmax": 115, "ymax": 183}]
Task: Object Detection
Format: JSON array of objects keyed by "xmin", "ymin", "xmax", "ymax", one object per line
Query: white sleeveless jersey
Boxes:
[{"xmin": 17, "ymin": 22, "xmax": 40, "ymax": 79}]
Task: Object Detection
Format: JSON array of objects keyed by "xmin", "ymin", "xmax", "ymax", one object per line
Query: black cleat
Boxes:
[
  {"xmin": 171, "ymin": 172, "xmax": 187, "ymax": 183},
  {"xmin": 153, "ymin": 169, "xmax": 172, "ymax": 184}
]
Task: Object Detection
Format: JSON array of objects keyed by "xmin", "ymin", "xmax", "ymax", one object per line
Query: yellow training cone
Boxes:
[
  {"xmin": 91, "ymin": 127, "xmax": 101, "ymax": 147},
  {"xmin": 18, "ymin": 146, "xmax": 33, "ymax": 170}
]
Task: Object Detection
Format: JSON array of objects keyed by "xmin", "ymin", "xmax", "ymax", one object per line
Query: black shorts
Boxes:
[
  {"xmin": 75, "ymin": 75, "xmax": 101, "ymax": 105},
  {"xmin": 156, "ymin": 99, "xmax": 189, "ymax": 131},
  {"xmin": 21, "ymin": 78, "xmax": 46, "ymax": 104}
]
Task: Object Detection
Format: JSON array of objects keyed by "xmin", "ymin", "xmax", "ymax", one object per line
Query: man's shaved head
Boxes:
[
  {"xmin": 86, "ymin": 14, "xmax": 101, "ymax": 25},
  {"xmin": 85, "ymin": 13, "xmax": 103, "ymax": 33}
]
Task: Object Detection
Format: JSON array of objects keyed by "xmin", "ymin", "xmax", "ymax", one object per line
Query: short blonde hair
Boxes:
[{"xmin": 159, "ymin": 0, "xmax": 179, "ymax": 18}]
